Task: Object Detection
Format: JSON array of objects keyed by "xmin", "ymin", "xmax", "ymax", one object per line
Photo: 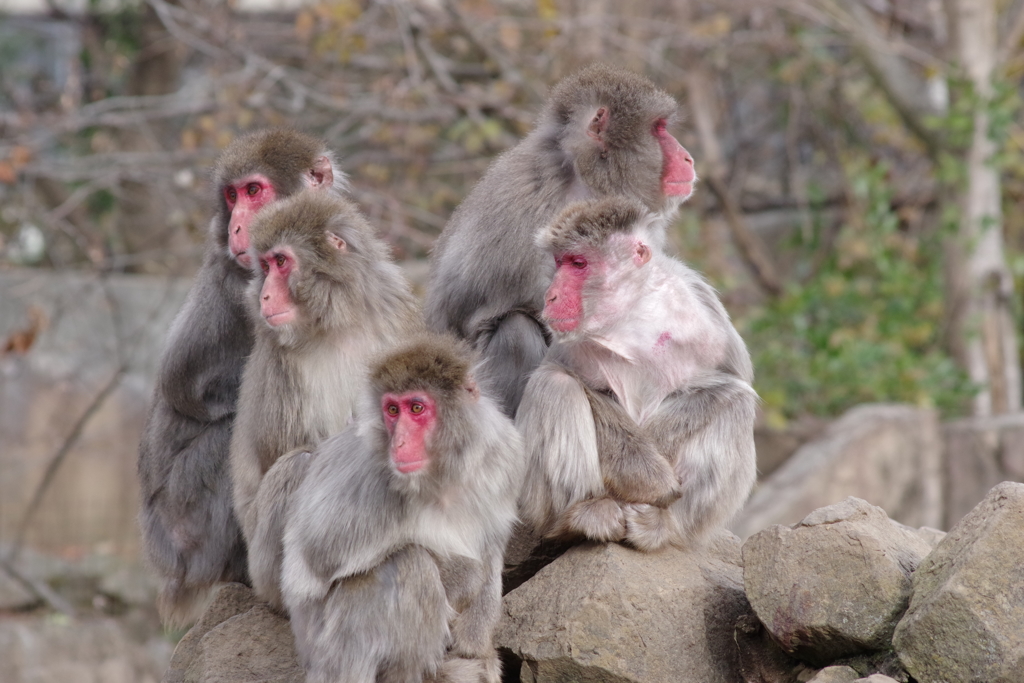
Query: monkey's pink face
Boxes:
[
  {"xmin": 653, "ymin": 120, "xmax": 695, "ymax": 200},
  {"xmin": 543, "ymin": 253, "xmax": 591, "ymax": 334},
  {"xmin": 381, "ymin": 392, "xmax": 438, "ymax": 474},
  {"xmin": 224, "ymin": 174, "xmax": 277, "ymax": 267},
  {"xmin": 258, "ymin": 246, "xmax": 297, "ymax": 327}
]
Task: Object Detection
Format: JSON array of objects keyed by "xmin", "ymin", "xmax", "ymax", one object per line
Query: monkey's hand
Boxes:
[
  {"xmin": 601, "ymin": 439, "xmax": 682, "ymax": 508},
  {"xmin": 623, "ymin": 503, "xmax": 682, "ymax": 552},
  {"xmin": 550, "ymin": 496, "xmax": 627, "ymax": 543}
]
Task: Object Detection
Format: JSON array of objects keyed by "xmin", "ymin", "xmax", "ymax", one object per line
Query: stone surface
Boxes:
[
  {"xmin": 733, "ymin": 404, "xmax": 942, "ymax": 539},
  {"xmin": 164, "ymin": 583, "xmax": 259, "ymax": 683},
  {"xmin": 497, "ymin": 531, "xmax": 764, "ymax": 683},
  {"xmin": 943, "ymin": 413, "xmax": 1024, "ymax": 528},
  {"xmin": 853, "ymin": 677, "xmax": 900, "ymax": 683},
  {"xmin": 183, "ymin": 604, "xmax": 303, "ymax": 683},
  {"xmin": 743, "ymin": 497, "xmax": 932, "ymax": 666},
  {"xmin": 0, "ymin": 613, "xmax": 172, "ymax": 683},
  {"xmin": 893, "ymin": 481, "xmax": 1024, "ymax": 683},
  {"xmin": 806, "ymin": 666, "xmax": 860, "ymax": 683}
]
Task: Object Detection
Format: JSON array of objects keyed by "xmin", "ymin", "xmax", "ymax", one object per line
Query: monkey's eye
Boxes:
[
  {"xmin": 387, "ymin": 404, "xmax": 399, "ymax": 416},
  {"xmin": 571, "ymin": 257, "xmax": 587, "ymax": 269},
  {"xmin": 247, "ymin": 183, "xmax": 260, "ymax": 196},
  {"xmin": 260, "ymin": 259, "xmax": 269, "ymax": 274},
  {"xmin": 275, "ymin": 254, "xmax": 287, "ymax": 268},
  {"xmin": 225, "ymin": 187, "xmax": 237, "ymax": 203},
  {"xmin": 410, "ymin": 402, "xmax": 424, "ymax": 414}
]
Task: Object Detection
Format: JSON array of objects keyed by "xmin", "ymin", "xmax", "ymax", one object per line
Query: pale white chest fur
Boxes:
[{"xmin": 295, "ymin": 332, "xmax": 389, "ymax": 441}]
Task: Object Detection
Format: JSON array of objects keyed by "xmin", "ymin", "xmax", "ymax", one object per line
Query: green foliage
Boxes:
[{"xmin": 745, "ymin": 158, "xmax": 974, "ymax": 423}]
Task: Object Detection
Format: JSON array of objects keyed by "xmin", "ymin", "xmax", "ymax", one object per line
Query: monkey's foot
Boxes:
[
  {"xmin": 428, "ymin": 654, "xmax": 500, "ymax": 683},
  {"xmin": 624, "ymin": 503, "xmax": 681, "ymax": 552},
  {"xmin": 555, "ymin": 497, "xmax": 627, "ymax": 542}
]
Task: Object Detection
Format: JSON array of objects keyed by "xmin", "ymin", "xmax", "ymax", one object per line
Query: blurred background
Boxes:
[{"xmin": 1, "ymin": 0, "xmax": 1023, "ymax": 680}]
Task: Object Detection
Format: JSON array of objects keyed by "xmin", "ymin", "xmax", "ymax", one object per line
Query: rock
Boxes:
[
  {"xmin": 805, "ymin": 666, "xmax": 860, "ymax": 683},
  {"xmin": 0, "ymin": 567, "xmax": 38, "ymax": 610},
  {"xmin": 893, "ymin": 481, "xmax": 1024, "ymax": 683},
  {"xmin": 497, "ymin": 531, "xmax": 759, "ymax": 683},
  {"xmin": 943, "ymin": 413, "xmax": 1024, "ymax": 528},
  {"xmin": 853, "ymin": 677, "xmax": 900, "ymax": 683},
  {"xmin": 163, "ymin": 583, "xmax": 259, "ymax": 683},
  {"xmin": 733, "ymin": 404, "xmax": 942, "ymax": 538},
  {"xmin": 183, "ymin": 604, "xmax": 303, "ymax": 683},
  {"xmin": 734, "ymin": 613, "xmax": 802, "ymax": 683},
  {"xmin": 0, "ymin": 614, "xmax": 172, "ymax": 683},
  {"xmin": 743, "ymin": 498, "xmax": 931, "ymax": 666}
]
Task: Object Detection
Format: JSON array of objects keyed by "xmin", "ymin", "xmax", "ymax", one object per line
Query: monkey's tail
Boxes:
[{"xmin": 157, "ymin": 580, "xmax": 214, "ymax": 630}]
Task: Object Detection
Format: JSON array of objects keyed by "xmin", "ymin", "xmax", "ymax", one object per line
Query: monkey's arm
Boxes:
[
  {"xmin": 623, "ymin": 371, "xmax": 757, "ymax": 552},
  {"xmin": 159, "ymin": 249, "xmax": 250, "ymax": 423},
  {"xmin": 583, "ymin": 385, "xmax": 681, "ymax": 507},
  {"xmin": 516, "ymin": 362, "xmax": 625, "ymax": 542},
  {"xmin": 248, "ymin": 447, "xmax": 314, "ymax": 612}
]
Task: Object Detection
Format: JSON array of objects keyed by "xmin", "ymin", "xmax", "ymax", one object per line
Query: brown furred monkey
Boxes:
[
  {"xmin": 232, "ymin": 190, "xmax": 421, "ymax": 609},
  {"xmin": 137, "ymin": 129, "xmax": 346, "ymax": 627},
  {"xmin": 517, "ymin": 197, "xmax": 756, "ymax": 552},
  {"xmin": 425, "ymin": 63, "xmax": 696, "ymax": 417},
  {"xmin": 281, "ymin": 334, "xmax": 524, "ymax": 683}
]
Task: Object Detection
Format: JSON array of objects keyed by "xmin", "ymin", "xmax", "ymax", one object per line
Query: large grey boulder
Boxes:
[
  {"xmin": 943, "ymin": 413, "xmax": 1024, "ymax": 528},
  {"xmin": 893, "ymin": 481, "xmax": 1024, "ymax": 683},
  {"xmin": 497, "ymin": 531, "xmax": 790, "ymax": 683},
  {"xmin": 743, "ymin": 498, "xmax": 931, "ymax": 666},
  {"xmin": 163, "ymin": 583, "xmax": 302, "ymax": 683},
  {"xmin": 733, "ymin": 405, "xmax": 942, "ymax": 538}
]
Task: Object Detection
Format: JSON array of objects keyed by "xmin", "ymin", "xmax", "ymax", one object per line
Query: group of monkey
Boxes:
[{"xmin": 136, "ymin": 64, "xmax": 757, "ymax": 683}]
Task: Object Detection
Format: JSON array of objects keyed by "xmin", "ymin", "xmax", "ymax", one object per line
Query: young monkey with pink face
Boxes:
[{"xmin": 517, "ymin": 196, "xmax": 757, "ymax": 552}]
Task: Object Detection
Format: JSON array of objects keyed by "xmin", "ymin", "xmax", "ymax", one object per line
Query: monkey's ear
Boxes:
[
  {"xmin": 633, "ymin": 241, "xmax": 652, "ymax": 266},
  {"xmin": 586, "ymin": 107, "xmax": 610, "ymax": 151},
  {"xmin": 325, "ymin": 230, "xmax": 347, "ymax": 252},
  {"xmin": 309, "ymin": 156, "xmax": 334, "ymax": 190},
  {"xmin": 463, "ymin": 375, "xmax": 480, "ymax": 402}
]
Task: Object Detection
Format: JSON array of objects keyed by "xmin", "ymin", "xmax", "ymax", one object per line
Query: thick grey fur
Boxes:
[
  {"xmin": 233, "ymin": 191, "xmax": 421, "ymax": 611},
  {"xmin": 424, "ymin": 64, "xmax": 685, "ymax": 416},
  {"xmin": 137, "ymin": 128, "xmax": 344, "ymax": 627},
  {"xmin": 281, "ymin": 334, "xmax": 524, "ymax": 683},
  {"xmin": 517, "ymin": 198, "xmax": 757, "ymax": 552}
]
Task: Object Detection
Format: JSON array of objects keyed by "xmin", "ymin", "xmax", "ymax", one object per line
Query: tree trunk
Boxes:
[{"xmin": 948, "ymin": 0, "xmax": 1021, "ymax": 415}]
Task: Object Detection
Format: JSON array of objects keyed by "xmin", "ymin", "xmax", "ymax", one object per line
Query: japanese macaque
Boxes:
[
  {"xmin": 281, "ymin": 334, "xmax": 524, "ymax": 683},
  {"xmin": 231, "ymin": 191, "xmax": 420, "ymax": 607},
  {"xmin": 137, "ymin": 129, "xmax": 345, "ymax": 627},
  {"xmin": 517, "ymin": 197, "xmax": 756, "ymax": 552},
  {"xmin": 425, "ymin": 63, "xmax": 696, "ymax": 416}
]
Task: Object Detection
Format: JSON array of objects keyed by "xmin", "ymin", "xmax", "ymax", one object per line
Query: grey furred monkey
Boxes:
[
  {"xmin": 281, "ymin": 334, "xmax": 524, "ymax": 683},
  {"xmin": 425, "ymin": 63, "xmax": 697, "ymax": 417},
  {"xmin": 231, "ymin": 190, "xmax": 421, "ymax": 610},
  {"xmin": 517, "ymin": 197, "xmax": 756, "ymax": 552},
  {"xmin": 137, "ymin": 129, "xmax": 346, "ymax": 627}
]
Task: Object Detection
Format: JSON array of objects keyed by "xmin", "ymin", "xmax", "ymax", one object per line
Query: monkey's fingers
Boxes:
[{"xmin": 602, "ymin": 452, "xmax": 681, "ymax": 507}]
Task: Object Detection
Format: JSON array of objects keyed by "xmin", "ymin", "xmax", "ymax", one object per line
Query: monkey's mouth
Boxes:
[
  {"xmin": 664, "ymin": 180, "xmax": 693, "ymax": 198},
  {"xmin": 235, "ymin": 252, "xmax": 252, "ymax": 267},
  {"xmin": 264, "ymin": 310, "xmax": 295, "ymax": 327},
  {"xmin": 395, "ymin": 459, "xmax": 426, "ymax": 474},
  {"xmin": 546, "ymin": 317, "xmax": 579, "ymax": 334}
]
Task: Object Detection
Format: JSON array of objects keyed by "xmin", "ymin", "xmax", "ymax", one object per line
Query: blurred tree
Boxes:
[{"xmin": 791, "ymin": 0, "xmax": 1022, "ymax": 416}]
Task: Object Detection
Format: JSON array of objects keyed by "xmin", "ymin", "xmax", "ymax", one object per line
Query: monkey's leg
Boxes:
[
  {"xmin": 477, "ymin": 310, "xmax": 549, "ymax": 417},
  {"xmin": 583, "ymin": 386, "xmax": 681, "ymax": 507},
  {"xmin": 625, "ymin": 373, "xmax": 757, "ymax": 552},
  {"xmin": 249, "ymin": 447, "xmax": 314, "ymax": 611}
]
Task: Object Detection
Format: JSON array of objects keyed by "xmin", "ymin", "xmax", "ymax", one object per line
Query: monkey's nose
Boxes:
[{"xmin": 547, "ymin": 294, "xmax": 557, "ymax": 304}]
